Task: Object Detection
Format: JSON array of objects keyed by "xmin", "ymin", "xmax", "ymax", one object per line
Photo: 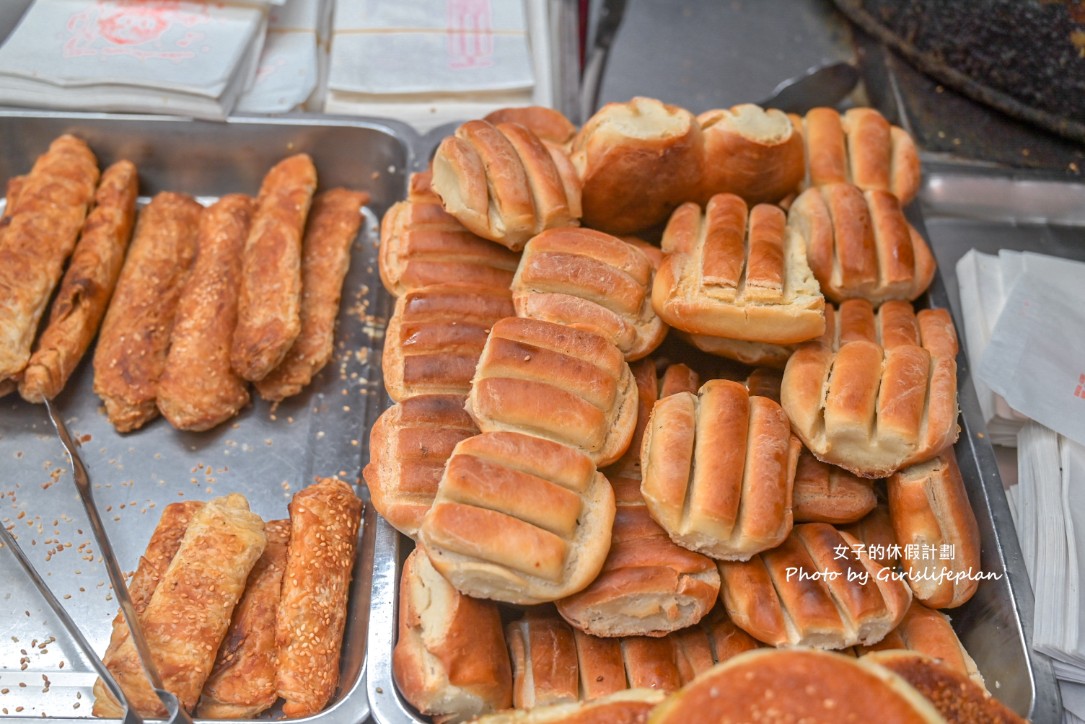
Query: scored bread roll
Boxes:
[
  {"xmin": 474, "ymin": 688, "xmax": 666, "ymax": 724},
  {"xmin": 556, "ymin": 475, "xmax": 720, "ymax": 638},
  {"xmin": 887, "ymin": 451, "xmax": 982, "ymax": 609},
  {"xmin": 393, "ymin": 546, "xmax": 512, "ymax": 722},
  {"xmin": 788, "ymin": 181, "xmax": 936, "ymax": 304},
  {"xmin": 379, "ymin": 170, "xmax": 520, "ymax": 296},
  {"xmin": 466, "ymin": 317, "xmax": 637, "ymax": 467},
  {"xmin": 842, "ymin": 502, "xmax": 901, "ymax": 568},
  {"xmin": 697, "ymin": 104, "xmax": 805, "ymax": 205},
  {"xmin": 679, "ymin": 331, "xmax": 795, "ymax": 369},
  {"xmin": 382, "ymin": 283, "xmax": 515, "ymax": 402},
  {"xmin": 797, "ymin": 106, "xmax": 922, "ymax": 205},
  {"xmin": 653, "ymin": 193, "xmax": 825, "ymax": 344},
  {"xmin": 507, "ymin": 610, "xmax": 579, "ymax": 709},
  {"xmin": 572, "ymin": 96, "xmax": 704, "ymax": 235},
  {"xmin": 793, "ymin": 447, "xmax": 878, "ymax": 524},
  {"xmin": 431, "ymin": 119, "xmax": 581, "ymax": 251},
  {"xmin": 418, "ymin": 431, "xmax": 616, "ymax": 605},
  {"xmin": 483, "ymin": 106, "xmax": 578, "ymax": 147},
  {"xmin": 718, "ymin": 523, "xmax": 912, "ymax": 649},
  {"xmin": 364, "ymin": 394, "xmax": 479, "ymax": 538},
  {"xmin": 640, "ymin": 379, "xmax": 800, "ymax": 561},
  {"xmin": 781, "ymin": 299, "xmax": 960, "ymax": 478},
  {"xmin": 650, "ymin": 648, "xmax": 946, "ymax": 723},
  {"xmin": 511, "ymin": 227, "xmax": 666, "ymax": 361}
]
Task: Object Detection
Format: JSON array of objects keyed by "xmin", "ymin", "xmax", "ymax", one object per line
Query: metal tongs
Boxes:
[{"xmin": 20, "ymin": 398, "xmax": 193, "ymax": 724}]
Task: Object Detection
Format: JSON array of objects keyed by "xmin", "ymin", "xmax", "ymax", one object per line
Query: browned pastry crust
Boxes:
[
  {"xmin": 92, "ymin": 191, "xmax": 203, "ymax": 432},
  {"xmin": 483, "ymin": 106, "xmax": 578, "ymax": 147},
  {"xmin": 603, "ymin": 358, "xmax": 660, "ymax": 479},
  {"xmin": 507, "ymin": 611, "xmax": 580, "ymax": 710},
  {"xmin": 474, "ymin": 688, "xmax": 666, "ymax": 723},
  {"xmin": 842, "ymin": 502, "xmax": 900, "ymax": 568},
  {"xmin": 0, "ymin": 134, "xmax": 99, "ymax": 386},
  {"xmin": 697, "ymin": 104, "xmax": 805, "ymax": 205},
  {"xmin": 19, "ymin": 159, "xmax": 138, "ymax": 402},
  {"xmin": 417, "ymin": 431, "xmax": 616, "ymax": 605},
  {"xmin": 255, "ymin": 187, "xmax": 369, "ymax": 401},
  {"xmin": 571, "ymin": 96, "xmax": 704, "ymax": 235},
  {"xmin": 650, "ymin": 648, "xmax": 945, "ymax": 723},
  {"xmin": 556, "ymin": 475, "xmax": 720, "ymax": 638},
  {"xmin": 92, "ymin": 494, "xmax": 267, "ymax": 717},
  {"xmin": 788, "ymin": 181, "xmax": 936, "ymax": 304},
  {"xmin": 382, "ymin": 283, "xmax": 515, "ymax": 402},
  {"xmin": 363, "ymin": 394, "xmax": 479, "ymax": 539},
  {"xmin": 511, "ymin": 227, "xmax": 666, "ymax": 361},
  {"xmin": 653, "ymin": 193, "xmax": 825, "ymax": 344},
  {"xmin": 744, "ymin": 367, "xmax": 783, "ymax": 403},
  {"xmin": 640, "ymin": 379, "xmax": 800, "ymax": 561},
  {"xmin": 792, "ymin": 447, "xmax": 878, "ymax": 524},
  {"xmin": 780, "ymin": 299, "xmax": 960, "ymax": 478},
  {"xmin": 797, "ymin": 106, "xmax": 922, "ymax": 205},
  {"xmin": 231, "ymin": 153, "xmax": 318, "ymax": 382},
  {"xmin": 887, "ymin": 451, "xmax": 982, "ymax": 609},
  {"xmin": 862, "ymin": 651, "xmax": 1024, "ymax": 723},
  {"xmin": 466, "ymin": 317, "xmax": 638, "ymax": 467},
  {"xmin": 717, "ymin": 522, "xmax": 913, "ymax": 649},
  {"xmin": 393, "ymin": 546, "xmax": 512, "ymax": 721},
  {"xmin": 155, "ymin": 194, "xmax": 254, "ymax": 431},
  {"xmin": 197, "ymin": 519, "xmax": 290, "ymax": 719},
  {"xmin": 679, "ymin": 331, "xmax": 796, "ymax": 369},
  {"xmin": 431, "ymin": 119, "xmax": 581, "ymax": 251},
  {"xmin": 275, "ymin": 478, "xmax": 363, "ymax": 718},
  {"xmin": 379, "ymin": 171, "xmax": 520, "ymax": 296}
]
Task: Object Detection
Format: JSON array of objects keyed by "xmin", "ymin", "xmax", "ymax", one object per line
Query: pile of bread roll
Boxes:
[
  {"xmin": 368, "ymin": 99, "xmax": 1021, "ymax": 722},
  {"xmin": 0, "ymin": 135, "xmax": 369, "ymax": 432}
]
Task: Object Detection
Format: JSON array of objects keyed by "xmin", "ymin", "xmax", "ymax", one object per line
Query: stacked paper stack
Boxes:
[{"xmin": 0, "ymin": 0, "xmax": 323, "ymax": 120}]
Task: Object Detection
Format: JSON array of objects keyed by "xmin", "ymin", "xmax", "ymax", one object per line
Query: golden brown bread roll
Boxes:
[
  {"xmin": 842, "ymin": 501, "xmax": 901, "ymax": 568},
  {"xmin": 679, "ymin": 331, "xmax": 796, "ymax": 368},
  {"xmin": 653, "ymin": 193, "xmax": 825, "ymax": 344},
  {"xmin": 466, "ymin": 317, "xmax": 637, "ymax": 468},
  {"xmin": 788, "ymin": 181, "xmax": 936, "ymax": 304},
  {"xmin": 649, "ymin": 648, "xmax": 946, "ymax": 723},
  {"xmin": 431, "ymin": 119, "xmax": 581, "ymax": 251},
  {"xmin": 379, "ymin": 170, "xmax": 520, "ymax": 296},
  {"xmin": 19, "ymin": 159, "xmax": 138, "ymax": 403},
  {"xmin": 697, "ymin": 104, "xmax": 805, "ymax": 205},
  {"xmin": 0, "ymin": 134, "xmax": 99, "ymax": 388},
  {"xmin": 364, "ymin": 394, "xmax": 478, "ymax": 538},
  {"xmin": 483, "ymin": 106, "xmax": 578, "ymax": 147},
  {"xmin": 393, "ymin": 546, "xmax": 512, "ymax": 722},
  {"xmin": 507, "ymin": 611, "xmax": 580, "ymax": 710},
  {"xmin": 887, "ymin": 451, "xmax": 982, "ymax": 609},
  {"xmin": 603, "ymin": 358, "xmax": 661, "ymax": 479},
  {"xmin": 511, "ymin": 227, "xmax": 666, "ymax": 361},
  {"xmin": 640, "ymin": 379, "xmax": 800, "ymax": 561},
  {"xmin": 718, "ymin": 522, "xmax": 913, "ymax": 649},
  {"xmin": 231, "ymin": 153, "xmax": 318, "ymax": 382},
  {"xmin": 861, "ymin": 650, "xmax": 1024, "ymax": 723},
  {"xmin": 156, "ymin": 194, "xmax": 254, "ymax": 431},
  {"xmin": 382, "ymin": 283, "xmax": 515, "ymax": 402},
  {"xmin": 92, "ymin": 191, "xmax": 203, "ymax": 432},
  {"xmin": 781, "ymin": 299, "xmax": 960, "ymax": 478},
  {"xmin": 797, "ymin": 106, "xmax": 922, "ymax": 205},
  {"xmin": 556, "ymin": 475, "xmax": 720, "ymax": 638},
  {"xmin": 859, "ymin": 600, "xmax": 983, "ymax": 687},
  {"xmin": 793, "ymin": 447, "xmax": 878, "ymax": 524},
  {"xmin": 571, "ymin": 96, "xmax": 704, "ymax": 235},
  {"xmin": 418, "ymin": 431, "xmax": 616, "ymax": 605}
]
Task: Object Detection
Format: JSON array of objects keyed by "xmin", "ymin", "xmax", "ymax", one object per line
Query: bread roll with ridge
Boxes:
[
  {"xmin": 382, "ymin": 283, "xmax": 515, "ymax": 402},
  {"xmin": 679, "ymin": 331, "xmax": 795, "ymax": 369},
  {"xmin": 887, "ymin": 451, "xmax": 982, "ymax": 609},
  {"xmin": 506, "ymin": 611, "xmax": 580, "ymax": 709},
  {"xmin": 556, "ymin": 475, "xmax": 720, "ymax": 638},
  {"xmin": 793, "ymin": 447, "xmax": 878, "ymax": 524},
  {"xmin": 697, "ymin": 104, "xmax": 804, "ymax": 205},
  {"xmin": 640, "ymin": 379, "xmax": 800, "ymax": 561},
  {"xmin": 379, "ymin": 170, "xmax": 520, "ymax": 296},
  {"xmin": 797, "ymin": 106, "xmax": 922, "ymax": 205},
  {"xmin": 431, "ymin": 119, "xmax": 581, "ymax": 251},
  {"xmin": 843, "ymin": 502, "xmax": 901, "ymax": 568},
  {"xmin": 718, "ymin": 522, "xmax": 912, "ymax": 649},
  {"xmin": 780, "ymin": 299, "xmax": 960, "ymax": 478},
  {"xmin": 788, "ymin": 181, "xmax": 936, "ymax": 304},
  {"xmin": 653, "ymin": 193, "xmax": 825, "ymax": 344},
  {"xmin": 572, "ymin": 96, "xmax": 704, "ymax": 235},
  {"xmin": 483, "ymin": 106, "xmax": 578, "ymax": 147},
  {"xmin": 511, "ymin": 227, "xmax": 666, "ymax": 361},
  {"xmin": 393, "ymin": 546, "xmax": 512, "ymax": 722},
  {"xmin": 466, "ymin": 317, "xmax": 637, "ymax": 467},
  {"xmin": 859, "ymin": 600, "xmax": 983, "ymax": 687},
  {"xmin": 364, "ymin": 394, "xmax": 478, "ymax": 538},
  {"xmin": 418, "ymin": 431, "xmax": 616, "ymax": 605}
]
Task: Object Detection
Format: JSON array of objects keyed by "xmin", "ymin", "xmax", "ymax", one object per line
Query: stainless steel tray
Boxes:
[
  {"xmin": 0, "ymin": 111, "xmax": 419, "ymax": 724},
  {"xmin": 363, "ymin": 158, "xmax": 1063, "ymax": 723}
]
